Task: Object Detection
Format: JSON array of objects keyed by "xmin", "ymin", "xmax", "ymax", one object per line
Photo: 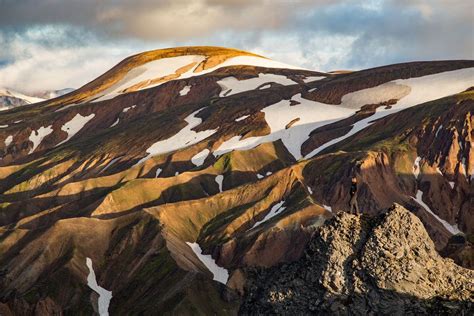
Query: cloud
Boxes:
[
  {"xmin": 289, "ymin": 0, "xmax": 474, "ymax": 68},
  {"xmin": 0, "ymin": 26, "xmax": 140, "ymax": 92},
  {"xmin": 0, "ymin": 0, "xmax": 333, "ymax": 40},
  {"xmin": 0, "ymin": 0, "xmax": 472, "ymax": 93}
]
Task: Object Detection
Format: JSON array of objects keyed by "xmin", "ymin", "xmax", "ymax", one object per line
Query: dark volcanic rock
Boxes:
[{"xmin": 240, "ymin": 204, "xmax": 474, "ymax": 315}]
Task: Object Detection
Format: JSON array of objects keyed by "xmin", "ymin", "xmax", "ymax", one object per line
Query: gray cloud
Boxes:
[
  {"xmin": 0, "ymin": 0, "xmax": 332, "ymax": 40},
  {"xmin": 0, "ymin": 0, "xmax": 472, "ymax": 93}
]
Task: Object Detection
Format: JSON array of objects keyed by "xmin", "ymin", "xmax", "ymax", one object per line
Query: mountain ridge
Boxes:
[{"xmin": 0, "ymin": 47, "xmax": 472, "ymax": 314}]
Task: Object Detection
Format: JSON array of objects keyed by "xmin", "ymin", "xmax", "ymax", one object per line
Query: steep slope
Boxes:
[
  {"xmin": 240, "ymin": 204, "xmax": 473, "ymax": 315},
  {"xmin": 0, "ymin": 46, "xmax": 472, "ymax": 314}
]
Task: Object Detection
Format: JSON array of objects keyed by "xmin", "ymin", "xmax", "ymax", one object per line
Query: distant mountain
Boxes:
[
  {"xmin": 31, "ymin": 88, "xmax": 75, "ymax": 100},
  {"xmin": 0, "ymin": 87, "xmax": 75, "ymax": 111},
  {"xmin": 0, "ymin": 88, "xmax": 45, "ymax": 110},
  {"xmin": 0, "ymin": 46, "xmax": 472, "ymax": 315}
]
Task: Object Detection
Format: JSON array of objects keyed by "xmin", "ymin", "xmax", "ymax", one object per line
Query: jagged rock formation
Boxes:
[{"xmin": 241, "ymin": 204, "xmax": 474, "ymax": 315}]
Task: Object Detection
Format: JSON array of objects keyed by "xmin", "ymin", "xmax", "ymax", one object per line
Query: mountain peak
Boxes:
[{"xmin": 46, "ymin": 46, "xmax": 304, "ymax": 106}]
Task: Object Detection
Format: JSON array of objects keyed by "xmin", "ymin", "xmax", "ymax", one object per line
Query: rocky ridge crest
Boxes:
[{"xmin": 240, "ymin": 204, "xmax": 473, "ymax": 315}]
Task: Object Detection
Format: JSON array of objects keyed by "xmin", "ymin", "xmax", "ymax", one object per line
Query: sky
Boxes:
[{"xmin": 0, "ymin": 0, "xmax": 472, "ymax": 93}]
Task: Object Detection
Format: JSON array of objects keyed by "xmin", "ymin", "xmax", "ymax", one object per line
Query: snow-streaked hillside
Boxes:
[{"xmin": 0, "ymin": 46, "xmax": 473, "ymax": 315}]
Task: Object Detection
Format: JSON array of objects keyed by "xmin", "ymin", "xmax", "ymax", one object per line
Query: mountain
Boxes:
[
  {"xmin": 0, "ymin": 46, "xmax": 472, "ymax": 315},
  {"xmin": 0, "ymin": 87, "xmax": 75, "ymax": 111},
  {"xmin": 31, "ymin": 88, "xmax": 75, "ymax": 100},
  {"xmin": 0, "ymin": 88, "xmax": 45, "ymax": 110}
]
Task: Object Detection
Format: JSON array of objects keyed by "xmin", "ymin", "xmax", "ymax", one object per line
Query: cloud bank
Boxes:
[{"xmin": 0, "ymin": 0, "xmax": 472, "ymax": 93}]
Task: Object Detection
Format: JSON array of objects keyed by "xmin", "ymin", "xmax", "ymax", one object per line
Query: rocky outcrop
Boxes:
[{"xmin": 240, "ymin": 204, "xmax": 473, "ymax": 315}]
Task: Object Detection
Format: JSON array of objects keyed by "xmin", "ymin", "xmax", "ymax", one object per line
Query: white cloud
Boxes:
[
  {"xmin": 0, "ymin": 27, "xmax": 140, "ymax": 93},
  {"xmin": 0, "ymin": 1, "xmax": 471, "ymax": 93}
]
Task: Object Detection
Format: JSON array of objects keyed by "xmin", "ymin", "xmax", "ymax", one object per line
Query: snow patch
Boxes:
[
  {"xmin": 87, "ymin": 54, "xmax": 304, "ymax": 103},
  {"xmin": 215, "ymin": 94, "xmax": 354, "ymax": 160},
  {"xmin": 110, "ymin": 118, "xmax": 119, "ymax": 127},
  {"xmin": 155, "ymin": 168, "xmax": 162, "ymax": 178},
  {"xmin": 461, "ymin": 157, "xmax": 468, "ymax": 178},
  {"xmin": 57, "ymin": 113, "xmax": 95, "ymax": 146},
  {"xmin": 217, "ymin": 73, "xmax": 297, "ymax": 97},
  {"xmin": 252, "ymin": 201, "xmax": 286, "ymax": 229},
  {"xmin": 340, "ymin": 82, "xmax": 411, "ymax": 109},
  {"xmin": 307, "ymin": 186, "xmax": 313, "ymax": 194},
  {"xmin": 323, "ymin": 204, "xmax": 332, "ymax": 213},
  {"xmin": 412, "ymin": 190, "xmax": 461, "ymax": 235},
  {"xmin": 448, "ymin": 181, "xmax": 455, "ymax": 189},
  {"xmin": 413, "ymin": 157, "xmax": 422, "ymax": 179},
  {"xmin": 191, "ymin": 149, "xmax": 210, "ymax": 166},
  {"xmin": 256, "ymin": 174, "xmax": 264, "ymax": 179},
  {"xmin": 306, "ymin": 68, "xmax": 474, "ymax": 158},
  {"xmin": 179, "ymin": 85, "xmax": 192, "ymax": 96},
  {"xmin": 136, "ymin": 108, "xmax": 217, "ymax": 165},
  {"xmin": 4, "ymin": 135, "xmax": 13, "ymax": 147},
  {"xmin": 86, "ymin": 257, "xmax": 112, "ymax": 316},
  {"xmin": 215, "ymin": 175, "xmax": 224, "ymax": 192},
  {"xmin": 302, "ymin": 76, "xmax": 325, "ymax": 83},
  {"xmin": 304, "ymin": 113, "xmax": 377, "ymax": 158},
  {"xmin": 186, "ymin": 242, "xmax": 229, "ymax": 284},
  {"xmin": 100, "ymin": 157, "xmax": 122, "ymax": 174},
  {"xmin": 435, "ymin": 125, "xmax": 443, "ymax": 137},
  {"xmin": 436, "ymin": 167, "xmax": 443, "ymax": 175},
  {"xmin": 0, "ymin": 125, "xmax": 8, "ymax": 128},
  {"xmin": 235, "ymin": 115, "xmax": 250, "ymax": 122},
  {"xmin": 92, "ymin": 55, "xmax": 206, "ymax": 102},
  {"xmin": 122, "ymin": 105, "xmax": 136, "ymax": 113},
  {"xmin": 28, "ymin": 125, "xmax": 53, "ymax": 154}
]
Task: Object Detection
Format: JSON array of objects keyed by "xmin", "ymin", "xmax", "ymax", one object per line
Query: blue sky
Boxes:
[{"xmin": 0, "ymin": 0, "xmax": 472, "ymax": 93}]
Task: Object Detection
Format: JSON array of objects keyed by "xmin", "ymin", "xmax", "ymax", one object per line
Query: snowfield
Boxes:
[
  {"xmin": 86, "ymin": 257, "xmax": 112, "ymax": 316},
  {"xmin": 28, "ymin": 125, "xmax": 53, "ymax": 154},
  {"xmin": 186, "ymin": 242, "xmax": 229, "ymax": 284},
  {"xmin": 136, "ymin": 108, "xmax": 217, "ymax": 165},
  {"xmin": 217, "ymin": 73, "xmax": 298, "ymax": 97},
  {"xmin": 56, "ymin": 113, "xmax": 95, "ymax": 146},
  {"xmin": 82, "ymin": 54, "xmax": 304, "ymax": 103},
  {"xmin": 216, "ymin": 67, "xmax": 474, "ymax": 160},
  {"xmin": 92, "ymin": 55, "xmax": 205, "ymax": 102},
  {"xmin": 215, "ymin": 93, "xmax": 354, "ymax": 159}
]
